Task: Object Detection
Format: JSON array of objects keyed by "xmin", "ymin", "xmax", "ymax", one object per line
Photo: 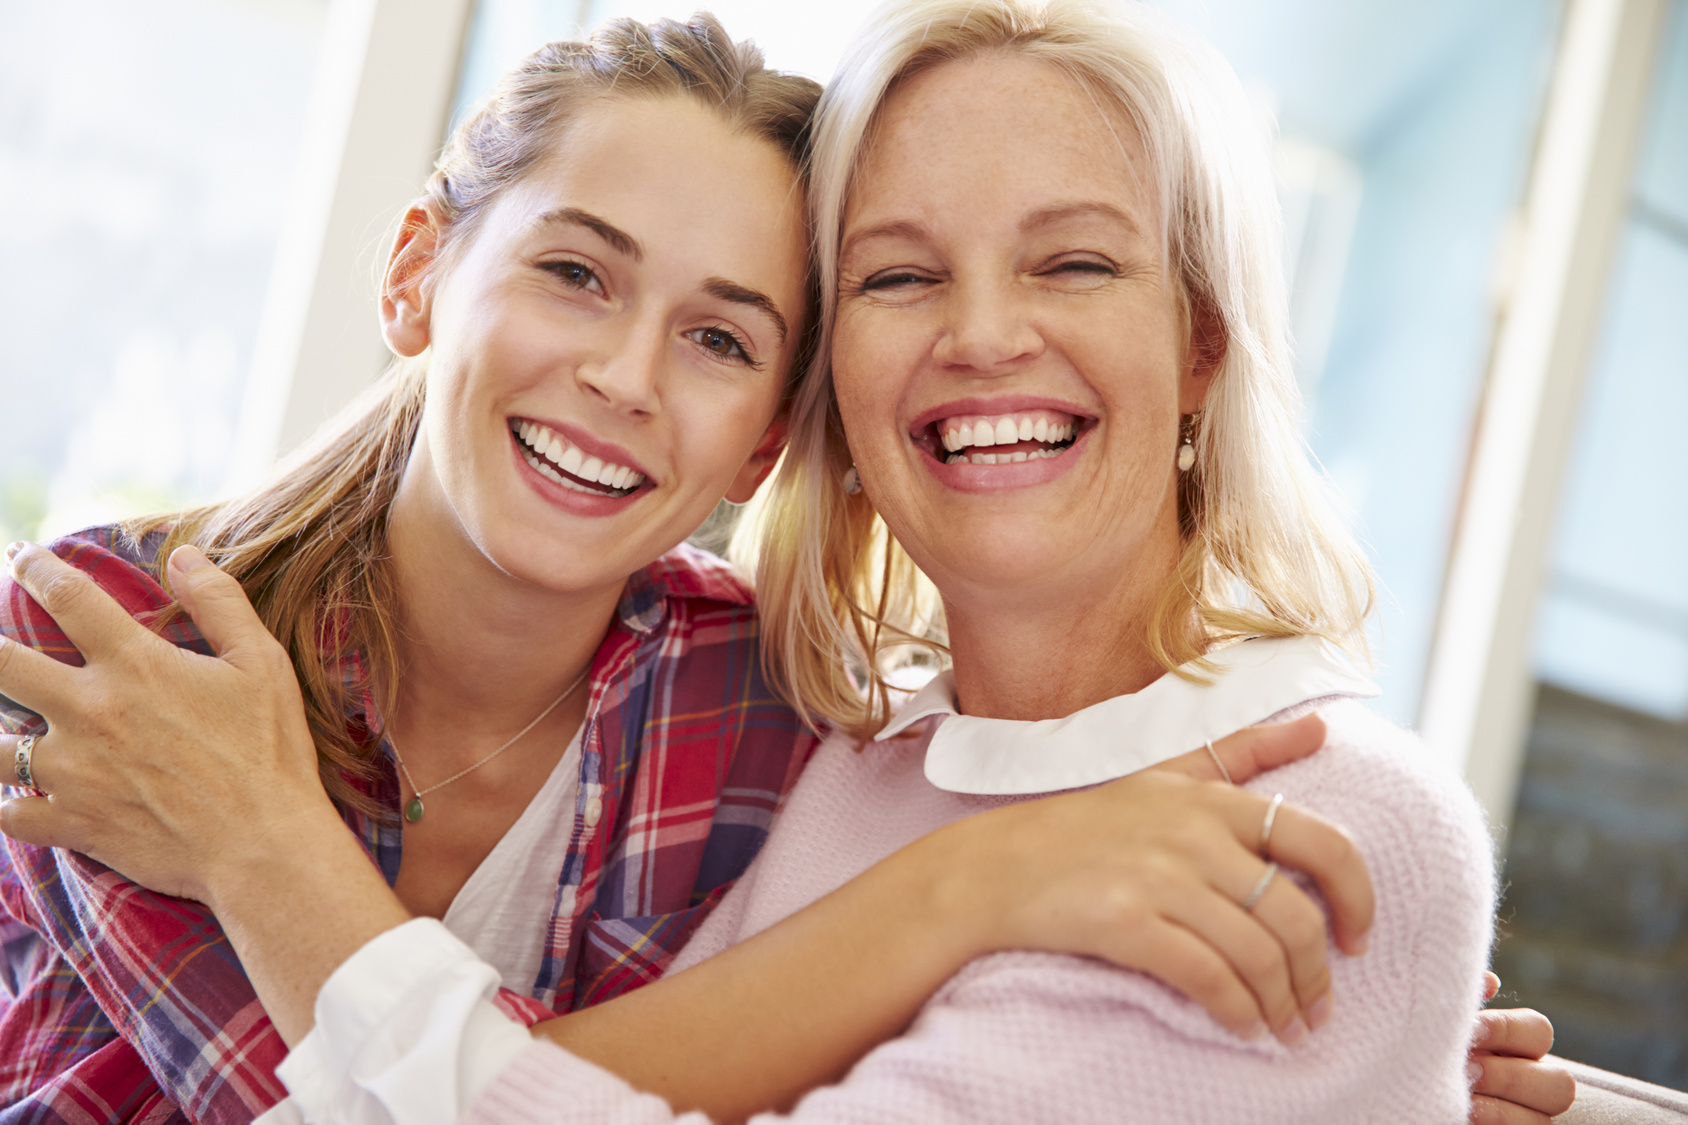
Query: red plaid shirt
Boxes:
[{"xmin": 0, "ymin": 526, "xmax": 815, "ymax": 1124}]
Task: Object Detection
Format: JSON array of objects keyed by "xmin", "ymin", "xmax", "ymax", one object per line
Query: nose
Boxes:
[
  {"xmin": 931, "ymin": 275, "xmax": 1044, "ymax": 373},
  {"xmin": 575, "ymin": 313, "xmax": 664, "ymax": 416}
]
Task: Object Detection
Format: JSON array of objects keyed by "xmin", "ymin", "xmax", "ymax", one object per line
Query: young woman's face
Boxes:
[
  {"xmin": 393, "ymin": 96, "xmax": 808, "ymax": 595},
  {"xmin": 832, "ymin": 55, "xmax": 1208, "ymax": 609}
]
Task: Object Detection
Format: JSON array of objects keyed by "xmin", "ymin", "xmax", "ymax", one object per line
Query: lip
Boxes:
[
  {"xmin": 908, "ymin": 394, "xmax": 1096, "ymax": 494},
  {"xmin": 508, "ymin": 420, "xmax": 653, "ymax": 517},
  {"xmin": 907, "ymin": 394, "xmax": 1096, "ymax": 435}
]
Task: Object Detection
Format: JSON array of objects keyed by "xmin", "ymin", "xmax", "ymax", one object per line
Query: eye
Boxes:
[
  {"xmin": 859, "ymin": 269, "xmax": 936, "ymax": 292},
  {"xmin": 686, "ymin": 325, "xmax": 758, "ymax": 367},
  {"xmin": 541, "ymin": 259, "xmax": 605, "ymax": 295},
  {"xmin": 1039, "ymin": 255, "xmax": 1119, "ymax": 278}
]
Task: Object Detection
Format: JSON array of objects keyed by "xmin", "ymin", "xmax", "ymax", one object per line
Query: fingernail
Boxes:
[
  {"xmin": 4, "ymin": 542, "xmax": 22, "ymax": 564},
  {"xmin": 1471, "ymin": 1019, "xmax": 1491, "ymax": 1047},
  {"xmin": 170, "ymin": 545, "xmax": 209, "ymax": 573},
  {"xmin": 1466, "ymin": 1060, "xmax": 1483, "ymax": 1085},
  {"xmin": 1307, "ymin": 992, "xmax": 1333, "ymax": 1030},
  {"xmin": 1243, "ymin": 1020, "xmax": 1268, "ymax": 1041},
  {"xmin": 1279, "ymin": 1015, "xmax": 1309, "ymax": 1047}
]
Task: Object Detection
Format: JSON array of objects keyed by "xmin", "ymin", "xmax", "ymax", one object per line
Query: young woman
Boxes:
[
  {"xmin": 0, "ymin": 12, "xmax": 1375, "ymax": 1125},
  {"xmin": 0, "ymin": 4, "xmax": 1571, "ymax": 1124}
]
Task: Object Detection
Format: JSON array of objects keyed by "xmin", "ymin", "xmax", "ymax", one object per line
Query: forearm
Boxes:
[
  {"xmin": 534, "ymin": 828, "xmax": 985, "ymax": 1123},
  {"xmin": 204, "ymin": 804, "xmax": 412, "ymax": 1047}
]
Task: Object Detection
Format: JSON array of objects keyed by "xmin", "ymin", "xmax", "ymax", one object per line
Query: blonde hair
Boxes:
[
  {"xmin": 734, "ymin": 0, "xmax": 1374, "ymax": 737},
  {"xmin": 130, "ymin": 15, "xmax": 820, "ymax": 811}
]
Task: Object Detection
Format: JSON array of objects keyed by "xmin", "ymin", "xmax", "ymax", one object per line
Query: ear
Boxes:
[
  {"xmin": 380, "ymin": 203, "xmax": 444, "ymax": 358},
  {"xmin": 1178, "ymin": 290, "xmax": 1227, "ymax": 414},
  {"xmin": 724, "ymin": 416, "xmax": 789, "ymax": 504}
]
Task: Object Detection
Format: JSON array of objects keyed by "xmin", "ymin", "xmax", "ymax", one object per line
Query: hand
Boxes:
[
  {"xmin": 930, "ymin": 715, "xmax": 1372, "ymax": 1047},
  {"xmin": 1469, "ymin": 972, "xmax": 1575, "ymax": 1123},
  {"xmin": 0, "ymin": 541, "xmax": 339, "ymax": 907}
]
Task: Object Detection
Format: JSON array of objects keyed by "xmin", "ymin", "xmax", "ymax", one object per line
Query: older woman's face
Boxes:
[{"xmin": 833, "ymin": 55, "xmax": 1210, "ymax": 606}]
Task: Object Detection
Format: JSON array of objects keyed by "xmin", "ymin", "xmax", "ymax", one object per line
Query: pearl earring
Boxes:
[
  {"xmin": 1177, "ymin": 414, "xmax": 1197, "ymax": 472},
  {"xmin": 843, "ymin": 465, "xmax": 862, "ymax": 495}
]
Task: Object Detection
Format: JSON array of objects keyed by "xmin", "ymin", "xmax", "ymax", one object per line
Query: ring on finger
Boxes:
[
  {"xmin": 13, "ymin": 734, "xmax": 36, "ymax": 789},
  {"xmin": 1259, "ymin": 792, "xmax": 1285, "ymax": 853},
  {"xmin": 1204, "ymin": 740, "xmax": 1234, "ymax": 785},
  {"xmin": 1242, "ymin": 862, "xmax": 1279, "ymax": 912}
]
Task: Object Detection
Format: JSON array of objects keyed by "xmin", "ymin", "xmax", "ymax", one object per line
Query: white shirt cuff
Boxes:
[{"xmin": 277, "ymin": 917, "xmax": 535, "ymax": 1125}]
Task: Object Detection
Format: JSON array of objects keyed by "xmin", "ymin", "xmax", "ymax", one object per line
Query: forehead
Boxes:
[
  {"xmin": 846, "ymin": 54, "xmax": 1159, "ymax": 238},
  {"xmin": 480, "ymin": 95, "xmax": 808, "ymax": 288}
]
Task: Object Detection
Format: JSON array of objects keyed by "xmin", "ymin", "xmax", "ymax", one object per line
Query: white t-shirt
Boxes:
[
  {"xmin": 441, "ymin": 728, "xmax": 583, "ymax": 994},
  {"xmin": 253, "ymin": 729, "xmax": 582, "ymax": 1125}
]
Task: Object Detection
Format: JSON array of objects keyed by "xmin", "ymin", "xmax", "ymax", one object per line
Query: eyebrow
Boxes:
[
  {"xmin": 840, "ymin": 220, "xmax": 932, "ymax": 262},
  {"xmin": 1021, "ymin": 202, "xmax": 1145, "ymax": 238},
  {"xmin": 704, "ymin": 277, "xmax": 788, "ymax": 346},
  {"xmin": 533, "ymin": 207, "xmax": 643, "ymax": 261}
]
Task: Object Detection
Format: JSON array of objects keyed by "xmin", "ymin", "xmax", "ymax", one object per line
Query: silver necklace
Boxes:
[{"xmin": 389, "ymin": 666, "xmax": 590, "ymax": 823}]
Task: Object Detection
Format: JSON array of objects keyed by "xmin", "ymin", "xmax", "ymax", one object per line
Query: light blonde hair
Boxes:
[
  {"xmin": 733, "ymin": 0, "xmax": 1374, "ymax": 738},
  {"xmin": 130, "ymin": 15, "xmax": 820, "ymax": 811}
]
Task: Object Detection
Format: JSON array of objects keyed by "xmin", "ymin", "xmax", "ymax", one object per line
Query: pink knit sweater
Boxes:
[{"xmin": 468, "ymin": 699, "xmax": 1495, "ymax": 1124}]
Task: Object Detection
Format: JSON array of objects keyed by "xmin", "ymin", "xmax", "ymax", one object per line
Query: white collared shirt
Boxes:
[{"xmin": 883, "ymin": 634, "xmax": 1378, "ymax": 796}]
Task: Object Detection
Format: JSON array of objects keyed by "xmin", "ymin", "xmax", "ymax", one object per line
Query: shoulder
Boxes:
[
  {"xmin": 1265, "ymin": 699, "xmax": 1494, "ymax": 884},
  {"xmin": 644, "ymin": 542, "xmax": 755, "ymax": 611}
]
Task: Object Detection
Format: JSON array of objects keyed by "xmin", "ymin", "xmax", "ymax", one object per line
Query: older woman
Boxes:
[{"xmin": 0, "ymin": 1, "xmax": 1571, "ymax": 1123}]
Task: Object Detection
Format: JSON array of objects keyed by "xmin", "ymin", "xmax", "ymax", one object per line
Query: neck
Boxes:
[
  {"xmin": 942, "ymin": 526, "xmax": 1186, "ymax": 722},
  {"xmin": 380, "ymin": 455, "xmax": 625, "ymax": 762}
]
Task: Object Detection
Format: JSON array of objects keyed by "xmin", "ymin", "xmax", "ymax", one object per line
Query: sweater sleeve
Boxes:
[{"xmin": 461, "ymin": 700, "xmax": 1496, "ymax": 1125}]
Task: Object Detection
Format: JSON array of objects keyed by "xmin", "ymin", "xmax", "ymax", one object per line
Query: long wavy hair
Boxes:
[
  {"xmin": 130, "ymin": 16, "xmax": 820, "ymax": 810},
  {"xmin": 733, "ymin": 0, "xmax": 1374, "ymax": 738}
]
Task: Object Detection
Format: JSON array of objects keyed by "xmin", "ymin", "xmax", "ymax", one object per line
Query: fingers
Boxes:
[
  {"xmin": 1155, "ymin": 713, "xmax": 1327, "ymax": 784},
  {"xmin": 1474, "ymin": 1007, "xmax": 1555, "ymax": 1060},
  {"xmin": 6, "ymin": 543, "xmax": 148, "ymax": 663},
  {"xmin": 1227, "ymin": 793, "xmax": 1374, "ymax": 956},
  {"xmin": 165, "ymin": 546, "xmax": 275, "ymax": 665},
  {"xmin": 1158, "ymin": 879, "xmax": 1321, "ymax": 1044},
  {"xmin": 1469, "ymin": 1094, "xmax": 1552, "ymax": 1125},
  {"xmin": 1483, "ymin": 970, "xmax": 1501, "ymax": 1002},
  {"xmin": 1237, "ymin": 864, "xmax": 1334, "ymax": 1025},
  {"xmin": 0, "ymin": 631, "xmax": 77, "ymax": 716},
  {"xmin": 0, "ymin": 791, "xmax": 69, "ymax": 848},
  {"xmin": 1470, "ymin": 1054, "xmax": 1576, "ymax": 1119},
  {"xmin": 1211, "ymin": 713, "xmax": 1328, "ymax": 784},
  {"xmin": 1119, "ymin": 919, "xmax": 1269, "ymax": 1039}
]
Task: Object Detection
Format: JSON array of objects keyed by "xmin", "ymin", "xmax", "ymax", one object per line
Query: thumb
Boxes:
[{"xmin": 167, "ymin": 546, "xmax": 271, "ymax": 666}]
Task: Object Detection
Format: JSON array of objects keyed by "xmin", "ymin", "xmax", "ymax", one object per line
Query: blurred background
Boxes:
[{"xmin": 1, "ymin": 0, "xmax": 1683, "ymax": 1088}]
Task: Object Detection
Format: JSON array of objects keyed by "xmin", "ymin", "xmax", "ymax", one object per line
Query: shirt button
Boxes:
[{"xmin": 584, "ymin": 796, "xmax": 603, "ymax": 828}]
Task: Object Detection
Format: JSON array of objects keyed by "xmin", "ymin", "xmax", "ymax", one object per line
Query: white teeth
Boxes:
[
  {"xmin": 931, "ymin": 410, "xmax": 1080, "ymax": 460},
  {"xmin": 1010, "ymin": 450, "xmax": 1028, "ymax": 462},
  {"xmin": 511, "ymin": 420, "xmax": 646, "ymax": 493}
]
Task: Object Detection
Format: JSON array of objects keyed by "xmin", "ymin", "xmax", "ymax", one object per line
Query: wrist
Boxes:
[{"xmin": 888, "ymin": 816, "xmax": 1009, "ymax": 967}]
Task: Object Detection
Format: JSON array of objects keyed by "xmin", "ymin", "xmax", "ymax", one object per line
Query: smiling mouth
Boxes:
[
  {"xmin": 919, "ymin": 409, "xmax": 1087, "ymax": 465},
  {"xmin": 511, "ymin": 419, "xmax": 647, "ymax": 498}
]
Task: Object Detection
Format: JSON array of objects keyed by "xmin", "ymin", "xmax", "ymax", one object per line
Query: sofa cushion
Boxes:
[{"xmin": 1555, "ymin": 1058, "xmax": 1688, "ymax": 1123}]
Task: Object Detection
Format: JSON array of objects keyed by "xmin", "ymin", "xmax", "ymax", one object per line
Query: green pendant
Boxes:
[{"xmin": 404, "ymin": 797, "xmax": 425, "ymax": 823}]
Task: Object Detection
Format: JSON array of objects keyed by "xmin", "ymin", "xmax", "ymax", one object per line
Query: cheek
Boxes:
[{"xmin": 831, "ymin": 309, "xmax": 912, "ymax": 447}]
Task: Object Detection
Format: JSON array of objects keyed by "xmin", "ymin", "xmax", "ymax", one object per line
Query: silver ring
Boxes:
[
  {"xmin": 1204, "ymin": 740, "xmax": 1233, "ymax": 785},
  {"xmin": 13, "ymin": 734, "xmax": 36, "ymax": 789},
  {"xmin": 1241, "ymin": 862, "xmax": 1278, "ymax": 912},
  {"xmin": 1259, "ymin": 792, "xmax": 1285, "ymax": 853}
]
